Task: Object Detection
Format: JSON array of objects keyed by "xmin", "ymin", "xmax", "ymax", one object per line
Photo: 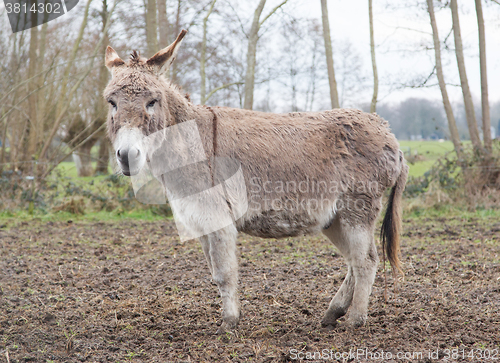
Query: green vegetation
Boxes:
[
  {"xmin": 399, "ymin": 140, "xmax": 456, "ymax": 177},
  {"xmin": 55, "ymin": 161, "xmax": 113, "ymax": 179},
  {"xmin": 404, "ymin": 202, "xmax": 500, "ymax": 220},
  {"xmin": 0, "ymin": 208, "xmax": 167, "ymax": 223},
  {"xmin": 0, "ymin": 161, "xmax": 172, "ymax": 222}
]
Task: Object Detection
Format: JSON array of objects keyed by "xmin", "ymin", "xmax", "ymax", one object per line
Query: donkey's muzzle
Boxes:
[{"xmin": 116, "ymin": 147, "xmax": 141, "ymax": 176}]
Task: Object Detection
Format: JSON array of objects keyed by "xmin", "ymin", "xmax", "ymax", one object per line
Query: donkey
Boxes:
[{"xmin": 103, "ymin": 30, "xmax": 408, "ymax": 332}]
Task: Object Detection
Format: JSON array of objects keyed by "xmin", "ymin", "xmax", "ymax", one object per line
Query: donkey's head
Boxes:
[{"xmin": 103, "ymin": 30, "xmax": 187, "ymax": 176}]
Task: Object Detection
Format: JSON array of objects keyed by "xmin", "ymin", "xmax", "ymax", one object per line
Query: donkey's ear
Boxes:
[
  {"xmin": 105, "ymin": 46, "xmax": 125, "ymax": 72},
  {"xmin": 147, "ymin": 30, "xmax": 187, "ymax": 75}
]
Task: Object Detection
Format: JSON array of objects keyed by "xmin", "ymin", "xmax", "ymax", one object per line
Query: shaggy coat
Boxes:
[{"xmin": 104, "ymin": 30, "xmax": 409, "ymax": 332}]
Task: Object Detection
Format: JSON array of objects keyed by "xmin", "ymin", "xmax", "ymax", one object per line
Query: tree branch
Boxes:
[
  {"xmin": 225, "ymin": 0, "xmax": 249, "ymax": 38},
  {"xmin": 39, "ymin": 0, "xmax": 120, "ymax": 162},
  {"xmin": 259, "ymin": 0, "xmax": 288, "ymax": 27},
  {"xmin": 206, "ymin": 82, "xmax": 244, "ymax": 102}
]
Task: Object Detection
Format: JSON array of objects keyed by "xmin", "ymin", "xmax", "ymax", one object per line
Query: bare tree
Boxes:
[
  {"xmin": 158, "ymin": 0, "xmax": 170, "ymax": 49},
  {"xmin": 26, "ymin": 26, "xmax": 39, "ymax": 162},
  {"xmin": 39, "ymin": 0, "xmax": 118, "ymax": 173},
  {"xmin": 450, "ymin": 0, "xmax": 482, "ymax": 151},
  {"xmin": 38, "ymin": 0, "xmax": 94, "ymax": 163},
  {"xmin": 426, "ymin": 0, "xmax": 462, "ymax": 158},
  {"xmin": 335, "ymin": 41, "xmax": 367, "ymax": 108},
  {"xmin": 475, "ymin": 0, "xmax": 492, "ymax": 153},
  {"xmin": 200, "ymin": 0, "xmax": 217, "ymax": 105},
  {"xmin": 171, "ymin": 0, "xmax": 182, "ymax": 83},
  {"xmin": 95, "ymin": 0, "xmax": 111, "ymax": 175},
  {"xmin": 146, "ymin": 0, "xmax": 159, "ymax": 57},
  {"xmin": 320, "ymin": 0, "xmax": 339, "ymax": 109},
  {"xmin": 35, "ymin": 23, "xmax": 48, "ymax": 158},
  {"xmin": 243, "ymin": 0, "xmax": 288, "ymax": 110},
  {"xmin": 369, "ymin": 0, "xmax": 378, "ymax": 113}
]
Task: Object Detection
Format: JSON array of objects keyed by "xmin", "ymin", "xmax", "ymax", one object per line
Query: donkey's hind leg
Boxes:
[
  {"xmin": 348, "ymin": 227, "xmax": 378, "ymax": 327},
  {"xmin": 322, "ymin": 216, "xmax": 379, "ymax": 328},
  {"xmin": 321, "ymin": 265, "xmax": 354, "ymax": 328}
]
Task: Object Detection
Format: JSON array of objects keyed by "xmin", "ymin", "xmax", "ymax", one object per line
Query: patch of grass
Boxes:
[
  {"xmin": 0, "ymin": 208, "xmax": 169, "ymax": 224},
  {"xmin": 404, "ymin": 203, "xmax": 500, "ymax": 221},
  {"xmin": 54, "ymin": 161, "xmax": 113, "ymax": 180},
  {"xmin": 399, "ymin": 140, "xmax": 457, "ymax": 177}
]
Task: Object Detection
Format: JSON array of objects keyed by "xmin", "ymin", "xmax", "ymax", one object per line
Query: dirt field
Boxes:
[{"xmin": 1, "ymin": 213, "xmax": 499, "ymax": 362}]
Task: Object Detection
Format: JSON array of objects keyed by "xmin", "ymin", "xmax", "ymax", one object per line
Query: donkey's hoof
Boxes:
[
  {"xmin": 320, "ymin": 323, "xmax": 337, "ymax": 332},
  {"xmin": 216, "ymin": 317, "xmax": 239, "ymax": 335},
  {"xmin": 320, "ymin": 317, "xmax": 338, "ymax": 330},
  {"xmin": 348, "ymin": 313, "xmax": 366, "ymax": 328}
]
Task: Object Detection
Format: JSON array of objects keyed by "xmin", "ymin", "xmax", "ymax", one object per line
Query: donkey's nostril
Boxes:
[
  {"xmin": 130, "ymin": 148, "xmax": 140, "ymax": 159},
  {"xmin": 116, "ymin": 148, "xmax": 140, "ymax": 166},
  {"xmin": 116, "ymin": 148, "xmax": 128, "ymax": 165}
]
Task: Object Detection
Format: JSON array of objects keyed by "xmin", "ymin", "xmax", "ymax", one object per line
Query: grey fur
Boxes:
[{"xmin": 104, "ymin": 31, "xmax": 409, "ymax": 332}]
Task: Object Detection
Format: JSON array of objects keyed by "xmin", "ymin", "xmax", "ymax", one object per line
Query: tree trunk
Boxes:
[
  {"xmin": 243, "ymin": 0, "xmax": 266, "ymax": 110},
  {"xmin": 5, "ymin": 33, "xmax": 22, "ymax": 171},
  {"xmin": 450, "ymin": 0, "xmax": 482, "ymax": 152},
  {"xmin": 157, "ymin": 0, "xmax": 169, "ymax": 49},
  {"xmin": 200, "ymin": 0, "xmax": 217, "ymax": 105},
  {"xmin": 73, "ymin": 145, "xmax": 94, "ymax": 177},
  {"xmin": 320, "ymin": 0, "xmax": 339, "ymax": 109},
  {"xmin": 96, "ymin": 139, "xmax": 110, "ymax": 174},
  {"xmin": 369, "ymin": 0, "xmax": 378, "ymax": 113},
  {"xmin": 37, "ymin": 23, "xmax": 48, "ymax": 157},
  {"xmin": 171, "ymin": 0, "xmax": 181, "ymax": 83},
  {"xmin": 242, "ymin": 0, "xmax": 288, "ymax": 110},
  {"xmin": 95, "ymin": 0, "xmax": 110, "ymax": 175},
  {"xmin": 475, "ymin": 0, "xmax": 492, "ymax": 153},
  {"xmin": 426, "ymin": 0, "xmax": 463, "ymax": 159},
  {"xmin": 26, "ymin": 26, "xmax": 38, "ymax": 164},
  {"xmin": 145, "ymin": 0, "xmax": 158, "ymax": 57}
]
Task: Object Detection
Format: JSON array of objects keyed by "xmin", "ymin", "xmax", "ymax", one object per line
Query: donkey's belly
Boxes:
[{"xmin": 237, "ymin": 209, "xmax": 324, "ymax": 239}]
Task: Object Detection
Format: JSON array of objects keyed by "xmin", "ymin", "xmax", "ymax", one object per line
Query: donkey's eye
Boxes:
[
  {"xmin": 147, "ymin": 100, "xmax": 157, "ymax": 108},
  {"xmin": 108, "ymin": 100, "xmax": 117, "ymax": 109}
]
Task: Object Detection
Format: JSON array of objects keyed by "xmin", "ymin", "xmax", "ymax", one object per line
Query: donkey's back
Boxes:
[{"xmin": 217, "ymin": 107, "xmax": 403, "ymax": 190}]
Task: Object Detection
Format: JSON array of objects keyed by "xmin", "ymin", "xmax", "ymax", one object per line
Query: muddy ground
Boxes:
[{"xmin": 0, "ymin": 214, "xmax": 499, "ymax": 362}]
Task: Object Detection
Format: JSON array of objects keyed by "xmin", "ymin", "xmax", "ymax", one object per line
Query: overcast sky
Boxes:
[{"xmin": 295, "ymin": 0, "xmax": 500, "ymax": 106}]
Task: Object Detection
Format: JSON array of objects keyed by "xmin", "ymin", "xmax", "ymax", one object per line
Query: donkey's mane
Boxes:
[{"xmin": 130, "ymin": 50, "xmax": 141, "ymax": 64}]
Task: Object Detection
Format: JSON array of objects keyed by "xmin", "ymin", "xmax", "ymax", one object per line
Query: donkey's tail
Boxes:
[{"xmin": 380, "ymin": 157, "xmax": 409, "ymax": 275}]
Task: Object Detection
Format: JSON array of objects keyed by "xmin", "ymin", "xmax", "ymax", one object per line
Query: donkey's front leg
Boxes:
[{"xmin": 204, "ymin": 225, "xmax": 240, "ymax": 333}]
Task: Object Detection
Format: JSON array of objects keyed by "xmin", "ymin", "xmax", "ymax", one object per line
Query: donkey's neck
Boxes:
[
  {"xmin": 163, "ymin": 82, "xmax": 216, "ymax": 156},
  {"xmin": 164, "ymin": 83, "xmax": 211, "ymax": 124}
]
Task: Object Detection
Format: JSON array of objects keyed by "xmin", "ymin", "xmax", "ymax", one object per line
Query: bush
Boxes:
[
  {"xmin": 0, "ymin": 167, "xmax": 172, "ymax": 216},
  {"xmin": 405, "ymin": 141, "xmax": 500, "ymax": 209}
]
